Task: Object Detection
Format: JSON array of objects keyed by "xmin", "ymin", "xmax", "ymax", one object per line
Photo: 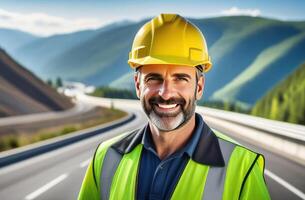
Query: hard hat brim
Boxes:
[{"xmin": 128, "ymin": 56, "xmax": 212, "ymax": 72}]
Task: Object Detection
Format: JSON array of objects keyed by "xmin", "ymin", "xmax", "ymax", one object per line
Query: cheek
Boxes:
[
  {"xmin": 141, "ymin": 84, "xmax": 159, "ymax": 97},
  {"xmin": 178, "ymin": 84, "xmax": 196, "ymax": 97}
]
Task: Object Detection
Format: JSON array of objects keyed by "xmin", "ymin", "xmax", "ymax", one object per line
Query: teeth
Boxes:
[{"xmin": 158, "ymin": 104, "xmax": 177, "ymax": 109}]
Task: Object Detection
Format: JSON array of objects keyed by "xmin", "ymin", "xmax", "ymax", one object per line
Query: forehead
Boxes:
[{"xmin": 139, "ymin": 64, "xmax": 196, "ymax": 76}]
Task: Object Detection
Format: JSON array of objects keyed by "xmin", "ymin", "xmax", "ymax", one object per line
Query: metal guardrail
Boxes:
[
  {"xmin": 196, "ymin": 106, "xmax": 305, "ymax": 166},
  {"xmin": 0, "ymin": 113, "xmax": 135, "ymax": 168},
  {"xmin": 197, "ymin": 106, "xmax": 305, "ymax": 143}
]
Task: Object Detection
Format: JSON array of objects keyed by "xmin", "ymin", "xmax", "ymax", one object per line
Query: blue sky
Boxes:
[{"xmin": 0, "ymin": 0, "xmax": 304, "ymax": 36}]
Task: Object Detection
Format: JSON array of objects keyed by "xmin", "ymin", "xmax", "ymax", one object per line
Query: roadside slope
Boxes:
[{"xmin": 0, "ymin": 48, "xmax": 73, "ymax": 117}]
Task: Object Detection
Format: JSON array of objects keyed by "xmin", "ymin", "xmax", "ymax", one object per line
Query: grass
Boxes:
[
  {"xmin": 91, "ymin": 86, "xmax": 137, "ymax": 99},
  {"xmin": 0, "ymin": 108, "xmax": 127, "ymax": 152}
]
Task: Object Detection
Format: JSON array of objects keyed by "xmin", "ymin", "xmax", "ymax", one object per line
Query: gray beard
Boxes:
[{"xmin": 142, "ymin": 97, "xmax": 196, "ymax": 132}]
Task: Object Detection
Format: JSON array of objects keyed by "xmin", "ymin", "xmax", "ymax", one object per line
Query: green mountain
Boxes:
[
  {"xmin": 1, "ymin": 16, "xmax": 305, "ymax": 107},
  {"xmin": 109, "ymin": 71, "xmax": 135, "ymax": 89},
  {"xmin": 211, "ymin": 32, "xmax": 305, "ymax": 106},
  {"xmin": 251, "ymin": 62, "xmax": 305, "ymax": 125},
  {"xmin": 202, "ymin": 17, "xmax": 303, "ymax": 98}
]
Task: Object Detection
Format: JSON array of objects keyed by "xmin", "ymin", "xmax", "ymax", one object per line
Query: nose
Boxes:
[{"xmin": 158, "ymin": 80, "xmax": 174, "ymax": 100}]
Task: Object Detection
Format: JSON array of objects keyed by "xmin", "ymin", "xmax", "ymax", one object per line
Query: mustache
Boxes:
[{"xmin": 148, "ymin": 96, "xmax": 186, "ymax": 105}]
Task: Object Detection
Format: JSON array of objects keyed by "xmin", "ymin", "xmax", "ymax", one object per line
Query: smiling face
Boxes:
[{"xmin": 134, "ymin": 64, "xmax": 204, "ymax": 132}]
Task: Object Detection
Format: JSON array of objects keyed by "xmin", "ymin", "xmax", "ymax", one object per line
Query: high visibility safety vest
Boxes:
[{"xmin": 78, "ymin": 127, "xmax": 271, "ymax": 200}]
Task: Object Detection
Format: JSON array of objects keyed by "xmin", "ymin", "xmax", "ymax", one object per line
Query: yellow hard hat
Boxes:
[{"xmin": 128, "ymin": 14, "xmax": 212, "ymax": 72}]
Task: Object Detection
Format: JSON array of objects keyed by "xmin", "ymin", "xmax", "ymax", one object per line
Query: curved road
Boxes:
[{"xmin": 0, "ymin": 96, "xmax": 304, "ymax": 200}]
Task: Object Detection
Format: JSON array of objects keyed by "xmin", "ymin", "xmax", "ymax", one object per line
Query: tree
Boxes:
[
  {"xmin": 46, "ymin": 79, "xmax": 53, "ymax": 87},
  {"xmin": 56, "ymin": 77, "xmax": 63, "ymax": 87}
]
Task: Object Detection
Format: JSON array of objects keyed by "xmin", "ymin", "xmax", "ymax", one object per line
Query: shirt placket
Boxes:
[{"xmin": 149, "ymin": 154, "xmax": 183, "ymax": 200}]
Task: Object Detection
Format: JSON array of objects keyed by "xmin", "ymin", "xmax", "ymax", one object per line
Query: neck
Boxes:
[{"xmin": 149, "ymin": 114, "xmax": 196, "ymax": 160}]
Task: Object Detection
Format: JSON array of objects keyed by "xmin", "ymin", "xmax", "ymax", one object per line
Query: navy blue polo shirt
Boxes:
[{"xmin": 137, "ymin": 114, "xmax": 204, "ymax": 200}]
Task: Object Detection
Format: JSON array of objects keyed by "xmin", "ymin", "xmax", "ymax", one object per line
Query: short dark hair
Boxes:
[{"xmin": 135, "ymin": 65, "xmax": 204, "ymax": 82}]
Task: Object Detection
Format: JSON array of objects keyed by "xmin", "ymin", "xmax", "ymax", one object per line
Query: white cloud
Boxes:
[
  {"xmin": 0, "ymin": 9, "xmax": 104, "ymax": 36},
  {"xmin": 221, "ymin": 7, "xmax": 261, "ymax": 17}
]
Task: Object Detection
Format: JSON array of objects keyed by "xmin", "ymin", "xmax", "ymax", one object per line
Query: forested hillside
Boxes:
[{"xmin": 251, "ymin": 62, "xmax": 305, "ymax": 125}]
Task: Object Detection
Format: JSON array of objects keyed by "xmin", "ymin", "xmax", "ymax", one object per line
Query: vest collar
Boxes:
[{"xmin": 111, "ymin": 113, "xmax": 225, "ymax": 167}]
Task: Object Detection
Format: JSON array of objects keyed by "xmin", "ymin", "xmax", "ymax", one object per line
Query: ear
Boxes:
[
  {"xmin": 196, "ymin": 75, "xmax": 204, "ymax": 100},
  {"xmin": 134, "ymin": 72, "xmax": 141, "ymax": 99}
]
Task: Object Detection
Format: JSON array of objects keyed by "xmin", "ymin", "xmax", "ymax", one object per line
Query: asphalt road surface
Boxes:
[{"xmin": 0, "ymin": 100, "xmax": 304, "ymax": 200}]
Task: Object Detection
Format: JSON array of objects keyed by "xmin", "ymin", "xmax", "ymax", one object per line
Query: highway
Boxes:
[
  {"xmin": 0, "ymin": 100, "xmax": 93, "ymax": 127},
  {"xmin": 0, "ymin": 96, "xmax": 304, "ymax": 200}
]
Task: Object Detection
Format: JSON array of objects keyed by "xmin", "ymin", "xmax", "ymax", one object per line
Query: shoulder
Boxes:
[
  {"xmin": 213, "ymin": 129, "xmax": 265, "ymax": 171},
  {"xmin": 213, "ymin": 130, "xmax": 269, "ymax": 199},
  {"xmin": 94, "ymin": 129, "xmax": 138, "ymax": 162},
  {"xmin": 89, "ymin": 129, "xmax": 140, "ymax": 189}
]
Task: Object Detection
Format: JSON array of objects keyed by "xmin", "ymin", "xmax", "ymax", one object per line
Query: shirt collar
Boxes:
[{"xmin": 112, "ymin": 113, "xmax": 225, "ymax": 167}]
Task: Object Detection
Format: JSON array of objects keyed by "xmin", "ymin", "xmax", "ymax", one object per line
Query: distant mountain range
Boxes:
[
  {"xmin": 1, "ymin": 16, "xmax": 305, "ymax": 107},
  {"xmin": 0, "ymin": 48, "xmax": 73, "ymax": 117},
  {"xmin": 0, "ymin": 28, "xmax": 39, "ymax": 54}
]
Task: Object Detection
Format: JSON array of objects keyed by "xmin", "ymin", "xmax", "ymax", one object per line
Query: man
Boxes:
[{"xmin": 78, "ymin": 14, "xmax": 270, "ymax": 200}]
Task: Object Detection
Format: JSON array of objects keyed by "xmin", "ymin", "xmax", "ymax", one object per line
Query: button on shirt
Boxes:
[{"xmin": 137, "ymin": 114, "xmax": 204, "ymax": 200}]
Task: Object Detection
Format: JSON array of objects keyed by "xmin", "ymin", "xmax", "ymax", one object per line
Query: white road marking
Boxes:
[
  {"xmin": 80, "ymin": 158, "xmax": 91, "ymax": 168},
  {"xmin": 265, "ymin": 169, "xmax": 305, "ymax": 200},
  {"xmin": 25, "ymin": 174, "xmax": 68, "ymax": 200}
]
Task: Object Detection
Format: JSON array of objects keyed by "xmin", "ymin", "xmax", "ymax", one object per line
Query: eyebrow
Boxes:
[
  {"xmin": 144, "ymin": 72, "xmax": 192, "ymax": 81},
  {"xmin": 172, "ymin": 73, "xmax": 191, "ymax": 80}
]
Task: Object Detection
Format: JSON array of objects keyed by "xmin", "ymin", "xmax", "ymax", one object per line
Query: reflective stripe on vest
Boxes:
[
  {"xmin": 170, "ymin": 138, "xmax": 235, "ymax": 199},
  {"xmin": 98, "ymin": 136, "xmax": 261, "ymax": 200},
  {"xmin": 100, "ymin": 147, "xmax": 123, "ymax": 200},
  {"xmin": 202, "ymin": 139, "xmax": 236, "ymax": 199},
  {"xmin": 105, "ymin": 145, "xmax": 142, "ymax": 199}
]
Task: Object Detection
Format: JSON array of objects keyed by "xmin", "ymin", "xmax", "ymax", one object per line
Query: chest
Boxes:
[{"xmin": 137, "ymin": 148, "xmax": 189, "ymax": 199}]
